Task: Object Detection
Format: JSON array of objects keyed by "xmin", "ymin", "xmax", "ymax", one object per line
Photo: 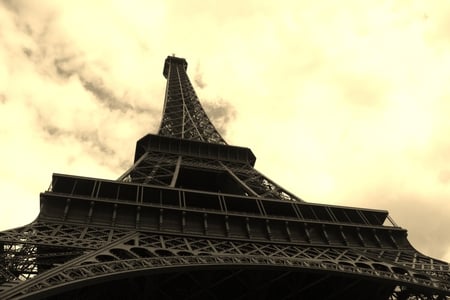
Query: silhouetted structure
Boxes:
[{"xmin": 0, "ymin": 56, "xmax": 449, "ymax": 299}]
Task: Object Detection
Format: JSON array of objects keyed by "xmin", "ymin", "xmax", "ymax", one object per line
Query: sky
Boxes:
[{"xmin": 0, "ymin": 0, "xmax": 449, "ymax": 262}]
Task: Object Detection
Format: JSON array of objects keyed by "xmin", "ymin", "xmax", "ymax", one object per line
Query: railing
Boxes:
[{"xmin": 48, "ymin": 173, "xmax": 392, "ymax": 228}]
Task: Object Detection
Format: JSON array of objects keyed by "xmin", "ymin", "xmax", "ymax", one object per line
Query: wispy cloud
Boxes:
[
  {"xmin": 202, "ymin": 99, "xmax": 237, "ymax": 138},
  {"xmin": 194, "ymin": 63, "xmax": 207, "ymax": 89}
]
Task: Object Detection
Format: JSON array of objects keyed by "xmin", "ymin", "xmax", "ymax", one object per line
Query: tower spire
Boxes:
[{"xmin": 159, "ymin": 56, "xmax": 226, "ymax": 144}]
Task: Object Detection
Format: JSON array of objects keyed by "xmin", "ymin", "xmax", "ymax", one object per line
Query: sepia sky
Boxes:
[{"xmin": 0, "ymin": 0, "xmax": 449, "ymax": 262}]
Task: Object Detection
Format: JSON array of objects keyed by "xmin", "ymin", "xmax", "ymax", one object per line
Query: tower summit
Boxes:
[
  {"xmin": 159, "ymin": 55, "xmax": 225, "ymax": 143},
  {"xmin": 0, "ymin": 56, "xmax": 449, "ymax": 299}
]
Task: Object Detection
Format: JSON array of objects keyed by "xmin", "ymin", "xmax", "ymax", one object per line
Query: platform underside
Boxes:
[{"xmin": 45, "ymin": 268, "xmax": 396, "ymax": 300}]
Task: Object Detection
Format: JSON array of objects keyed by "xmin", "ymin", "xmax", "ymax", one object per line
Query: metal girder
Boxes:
[
  {"xmin": 0, "ymin": 222, "xmax": 131, "ymax": 249},
  {"xmin": 1, "ymin": 230, "xmax": 448, "ymax": 299},
  {"xmin": 121, "ymin": 146, "xmax": 303, "ymax": 202},
  {"xmin": 158, "ymin": 56, "xmax": 226, "ymax": 144},
  {"xmin": 2, "ymin": 254, "xmax": 447, "ymax": 299}
]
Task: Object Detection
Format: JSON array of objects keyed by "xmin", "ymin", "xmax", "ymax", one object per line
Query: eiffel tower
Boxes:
[{"xmin": 0, "ymin": 55, "xmax": 449, "ymax": 300}]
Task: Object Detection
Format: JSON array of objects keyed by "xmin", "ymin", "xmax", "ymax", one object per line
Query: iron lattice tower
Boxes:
[{"xmin": 0, "ymin": 56, "xmax": 449, "ymax": 300}]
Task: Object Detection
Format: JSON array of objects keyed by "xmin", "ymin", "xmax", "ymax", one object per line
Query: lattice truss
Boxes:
[
  {"xmin": 1, "ymin": 227, "xmax": 449, "ymax": 299},
  {"xmin": 0, "ymin": 223, "xmax": 131, "ymax": 283},
  {"xmin": 122, "ymin": 151, "xmax": 301, "ymax": 202},
  {"xmin": 158, "ymin": 57, "xmax": 226, "ymax": 144}
]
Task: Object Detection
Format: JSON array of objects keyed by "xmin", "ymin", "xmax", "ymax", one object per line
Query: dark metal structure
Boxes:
[{"xmin": 0, "ymin": 56, "xmax": 449, "ymax": 299}]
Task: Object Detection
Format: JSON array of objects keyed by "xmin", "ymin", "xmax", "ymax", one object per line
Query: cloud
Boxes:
[
  {"xmin": 202, "ymin": 99, "xmax": 237, "ymax": 139},
  {"xmin": 53, "ymin": 54, "xmax": 84, "ymax": 78},
  {"xmin": 81, "ymin": 79, "xmax": 133, "ymax": 112},
  {"xmin": 348, "ymin": 186, "xmax": 450, "ymax": 261},
  {"xmin": 0, "ymin": 0, "xmax": 161, "ymax": 219},
  {"xmin": 194, "ymin": 63, "xmax": 207, "ymax": 89},
  {"xmin": 42, "ymin": 124, "xmax": 115, "ymax": 156}
]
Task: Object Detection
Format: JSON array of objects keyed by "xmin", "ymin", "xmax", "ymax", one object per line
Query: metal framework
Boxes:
[{"xmin": 0, "ymin": 56, "xmax": 449, "ymax": 299}]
